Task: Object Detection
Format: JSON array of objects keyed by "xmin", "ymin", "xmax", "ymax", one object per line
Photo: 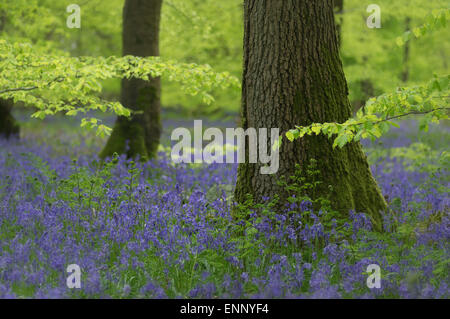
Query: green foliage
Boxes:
[
  {"xmin": 0, "ymin": 39, "xmax": 240, "ymax": 136},
  {"xmin": 233, "ymin": 160, "xmax": 349, "ymax": 251},
  {"xmin": 286, "ymin": 75, "xmax": 449, "ymax": 148},
  {"xmin": 0, "ymin": 0, "xmax": 123, "ymax": 55},
  {"xmin": 284, "ymin": 2, "xmax": 450, "ymax": 149},
  {"xmin": 0, "ymin": 0, "xmax": 67, "ymax": 49},
  {"xmin": 3, "ymin": 0, "xmax": 448, "ymax": 119},
  {"xmin": 0, "ymin": 0, "xmax": 241, "ymax": 132},
  {"xmin": 342, "ymin": 0, "xmax": 449, "ymax": 102},
  {"xmin": 396, "ymin": 8, "xmax": 450, "ymax": 46},
  {"xmin": 367, "ymin": 142, "xmax": 450, "ymax": 173},
  {"xmin": 1, "ymin": 0, "xmax": 449, "ymax": 299},
  {"xmin": 160, "ymin": 0, "xmax": 243, "ymax": 115}
]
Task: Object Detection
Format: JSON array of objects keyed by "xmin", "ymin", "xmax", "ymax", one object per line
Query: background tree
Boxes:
[
  {"xmin": 0, "ymin": 11, "xmax": 18, "ymax": 138},
  {"xmin": 0, "ymin": 99, "xmax": 19, "ymax": 138},
  {"xmin": 342, "ymin": 0, "xmax": 448, "ymax": 109},
  {"xmin": 0, "ymin": 0, "xmax": 238, "ymax": 140},
  {"xmin": 100, "ymin": 0, "xmax": 163, "ymax": 160},
  {"xmin": 235, "ymin": 0, "xmax": 387, "ymax": 230},
  {"xmin": 401, "ymin": 17, "xmax": 411, "ymax": 83},
  {"xmin": 0, "ymin": 0, "xmax": 123, "ymax": 138},
  {"xmin": 334, "ymin": 0, "xmax": 344, "ymax": 47}
]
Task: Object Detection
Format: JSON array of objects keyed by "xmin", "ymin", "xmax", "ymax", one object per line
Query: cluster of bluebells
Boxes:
[{"xmin": 0, "ymin": 120, "xmax": 448, "ymax": 299}]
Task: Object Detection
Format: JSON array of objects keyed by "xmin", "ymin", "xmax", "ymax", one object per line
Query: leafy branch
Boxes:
[
  {"xmin": 372, "ymin": 106, "xmax": 449, "ymax": 123},
  {"xmin": 286, "ymin": 75, "xmax": 449, "ymax": 148},
  {"xmin": 0, "ymin": 76, "xmax": 65, "ymax": 94},
  {"xmin": 396, "ymin": 8, "xmax": 449, "ymax": 46},
  {"xmin": 0, "ymin": 39, "xmax": 241, "ymax": 136}
]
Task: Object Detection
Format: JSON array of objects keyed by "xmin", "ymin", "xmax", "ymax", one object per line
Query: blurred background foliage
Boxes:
[
  {"xmin": 1, "ymin": 0, "xmax": 448, "ymax": 120},
  {"xmin": 342, "ymin": 0, "xmax": 449, "ymax": 108}
]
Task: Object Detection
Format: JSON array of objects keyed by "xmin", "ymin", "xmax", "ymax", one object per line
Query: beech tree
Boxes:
[
  {"xmin": 334, "ymin": 0, "xmax": 344, "ymax": 47},
  {"xmin": 0, "ymin": 0, "xmax": 238, "ymax": 140},
  {"xmin": 101, "ymin": 0, "xmax": 163, "ymax": 160},
  {"xmin": 0, "ymin": 11, "xmax": 18, "ymax": 138},
  {"xmin": 234, "ymin": 0, "xmax": 387, "ymax": 230},
  {"xmin": 0, "ymin": 99, "xmax": 19, "ymax": 138}
]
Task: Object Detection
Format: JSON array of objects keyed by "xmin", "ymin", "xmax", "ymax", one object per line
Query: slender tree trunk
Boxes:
[
  {"xmin": 401, "ymin": 17, "xmax": 411, "ymax": 83},
  {"xmin": 0, "ymin": 99, "xmax": 19, "ymax": 139},
  {"xmin": 334, "ymin": 0, "xmax": 344, "ymax": 48},
  {"xmin": 354, "ymin": 74, "xmax": 375, "ymax": 115},
  {"xmin": 352, "ymin": 12, "xmax": 375, "ymax": 114},
  {"xmin": 235, "ymin": 0, "xmax": 386, "ymax": 231},
  {"xmin": 100, "ymin": 0, "xmax": 162, "ymax": 160},
  {"xmin": 0, "ymin": 12, "xmax": 19, "ymax": 139}
]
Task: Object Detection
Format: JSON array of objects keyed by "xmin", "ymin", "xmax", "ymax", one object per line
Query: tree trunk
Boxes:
[
  {"xmin": 334, "ymin": 0, "xmax": 344, "ymax": 48},
  {"xmin": 0, "ymin": 11, "xmax": 19, "ymax": 139},
  {"xmin": 100, "ymin": 0, "xmax": 162, "ymax": 160},
  {"xmin": 235, "ymin": 0, "xmax": 386, "ymax": 231},
  {"xmin": 353, "ymin": 75, "xmax": 375, "ymax": 114},
  {"xmin": 401, "ymin": 17, "xmax": 411, "ymax": 83},
  {"xmin": 0, "ymin": 99, "xmax": 19, "ymax": 139}
]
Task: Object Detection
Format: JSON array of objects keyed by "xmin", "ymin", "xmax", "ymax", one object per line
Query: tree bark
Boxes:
[
  {"xmin": 235, "ymin": 0, "xmax": 386, "ymax": 231},
  {"xmin": 100, "ymin": 0, "xmax": 162, "ymax": 160},
  {"xmin": 0, "ymin": 99, "xmax": 19, "ymax": 139}
]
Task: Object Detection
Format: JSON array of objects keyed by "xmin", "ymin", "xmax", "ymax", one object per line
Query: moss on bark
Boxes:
[
  {"xmin": 235, "ymin": 0, "xmax": 386, "ymax": 231},
  {"xmin": 99, "ymin": 118, "xmax": 148, "ymax": 160},
  {"xmin": 100, "ymin": 0, "xmax": 162, "ymax": 160}
]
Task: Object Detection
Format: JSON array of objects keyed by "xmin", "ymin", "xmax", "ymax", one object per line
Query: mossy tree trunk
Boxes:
[
  {"xmin": 235, "ymin": 0, "xmax": 386, "ymax": 231},
  {"xmin": 0, "ymin": 99, "xmax": 19, "ymax": 139},
  {"xmin": 100, "ymin": 0, "xmax": 162, "ymax": 160}
]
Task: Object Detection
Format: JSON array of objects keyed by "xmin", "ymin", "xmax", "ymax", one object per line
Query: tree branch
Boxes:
[
  {"xmin": 375, "ymin": 107, "xmax": 450, "ymax": 124},
  {"xmin": 0, "ymin": 76, "xmax": 65, "ymax": 94}
]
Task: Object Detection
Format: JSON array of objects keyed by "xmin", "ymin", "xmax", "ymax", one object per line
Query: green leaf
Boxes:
[
  {"xmin": 311, "ymin": 125, "xmax": 321, "ymax": 135},
  {"xmin": 333, "ymin": 133, "xmax": 349, "ymax": 149},
  {"xmin": 286, "ymin": 130, "xmax": 296, "ymax": 142}
]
